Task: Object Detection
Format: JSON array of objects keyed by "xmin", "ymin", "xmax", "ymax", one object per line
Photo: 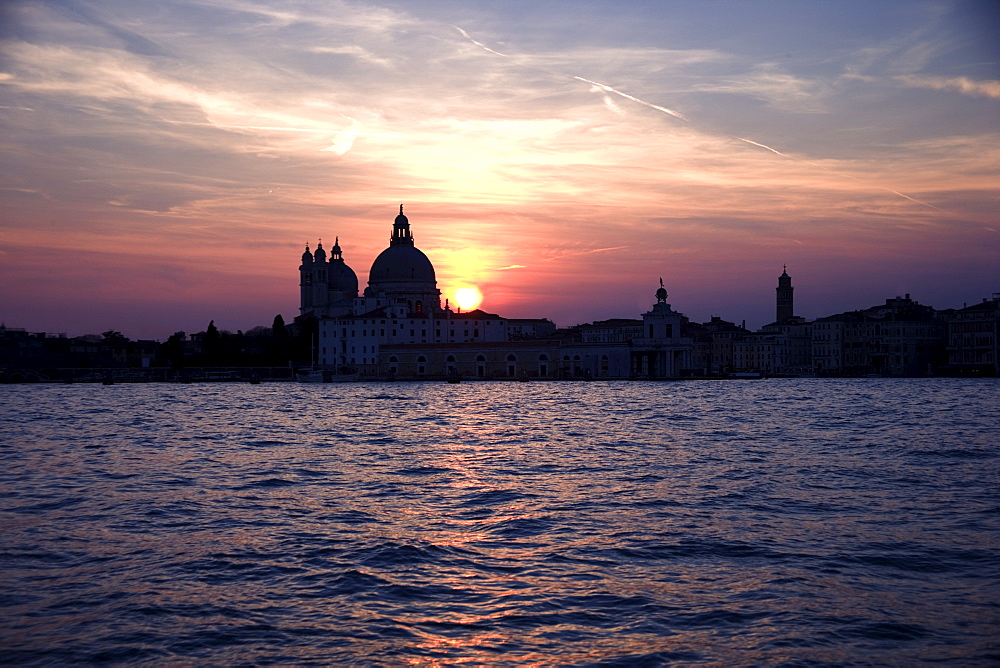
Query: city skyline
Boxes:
[{"xmin": 1, "ymin": 0, "xmax": 997, "ymax": 340}]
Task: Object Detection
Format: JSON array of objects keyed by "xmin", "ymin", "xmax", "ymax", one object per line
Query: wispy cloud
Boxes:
[{"xmin": 896, "ymin": 74, "xmax": 1000, "ymax": 99}]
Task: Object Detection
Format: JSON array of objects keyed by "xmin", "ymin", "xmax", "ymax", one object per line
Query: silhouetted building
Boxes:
[
  {"xmin": 812, "ymin": 295, "xmax": 946, "ymax": 376},
  {"xmin": 628, "ymin": 281, "xmax": 694, "ymax": 378},
  {"xmin": 300, "ymin": 210, "xmax": 694, "ymax": 379},
  {"xmin": 946, "ymin": 294, "xmax": 1000, "ymax": 375},
  {"xmin": 506, "ymin": 318, "xmax": 557, "ymax": 340},
  {"xmin": 299, "ymin": 237, "xmax": 359, "ymax": 319}
]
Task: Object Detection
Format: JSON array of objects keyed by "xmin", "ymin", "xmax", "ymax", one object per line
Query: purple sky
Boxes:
[{"xmin": 1, "ymin": 0, "xmax": 997, "ymax": 339}]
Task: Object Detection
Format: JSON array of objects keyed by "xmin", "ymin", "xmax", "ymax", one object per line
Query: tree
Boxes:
[
  {"xmin": 161, "ymin": 331, "xmax": 186, "ymax": 368},
  {"xmin": 272, "ymin": 314, "xmax": 287, "ymax": 339},
  {"xmin": 203, "ymin": 320, "xmax": 222, "ymax": 364},
  {"xmin": 271, "ymin": 314, "xmax": 291, "ymax": 365}
]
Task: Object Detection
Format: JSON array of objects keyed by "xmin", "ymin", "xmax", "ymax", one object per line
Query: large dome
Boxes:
[{"xmin": 369, "ymin": 245, "xmax": 436, "ymax": 284}]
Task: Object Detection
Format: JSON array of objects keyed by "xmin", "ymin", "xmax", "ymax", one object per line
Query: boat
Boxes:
[
  {"xmin": 295, "ymin": 368, "xmax": 325, "ymax": 383},
  {"xmin": 295, "ymin": 368, "xmax": 358, "ymax": 383}
]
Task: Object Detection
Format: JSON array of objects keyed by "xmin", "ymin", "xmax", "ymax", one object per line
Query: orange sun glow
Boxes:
[{"xmin": 453, "ymin": 287, "xmax": 483, "ymax": 311}]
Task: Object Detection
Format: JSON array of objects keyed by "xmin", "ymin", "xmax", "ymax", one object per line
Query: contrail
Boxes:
[
  {"xmin": 454, "ymin": 26, "xmax": 509, "ymax": 58},
  {"xmin": 736, "ymin": 137, "xmax": 948, "ymax": 212},
  {"xmin": 574, "ymin": 76, "xmax": 687, "ymax": 121},
  {"xmin": 452, "ymin": 26, "xmax": 947, "ymax": 214},
  {"xmin": 734, "ymin": 136, "xmax": 794, "ymax": 158}
]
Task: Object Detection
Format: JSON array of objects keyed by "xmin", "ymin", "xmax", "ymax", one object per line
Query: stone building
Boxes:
[
  {"xmin": 811, "ymin": 295, "xmax": 946, "ymax": 376},
  {"xmin": 946, "ymin": 294, "xmax": 1000, "ymax": 375}
]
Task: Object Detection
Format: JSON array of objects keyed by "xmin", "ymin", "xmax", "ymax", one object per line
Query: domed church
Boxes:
[
  {"xmin": 362, "ymin": 205, "xmax": 441, "ymax": 315},
  {"xmin": 305, "ymin": 206, "xmax": 508, "ymax": 374},
  {"xmin": 298, "ymin": 238, "xmax": 359, "ymax": 318},
  {"xmin": 298, "ymin": 205, "xmax": 694, "ymax": 380}
]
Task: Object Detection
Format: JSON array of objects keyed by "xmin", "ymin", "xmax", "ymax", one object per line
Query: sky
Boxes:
[{"xmin": 1, "ymin": 0, "xmax": 997, "ymax": 339}]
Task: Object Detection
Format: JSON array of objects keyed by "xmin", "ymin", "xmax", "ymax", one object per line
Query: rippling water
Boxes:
[{"xmin": 1, "ymin": 379, "xmax": 998, "ymax": 665}]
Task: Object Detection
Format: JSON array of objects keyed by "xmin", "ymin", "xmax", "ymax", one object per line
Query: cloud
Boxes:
[
  {"xmin": 896, "ymin": 74, "xmax": 1000, "ymax": 99},
  {"xmin": 688, "ymin": 63, "xmax": 828, "ymax": 112},
  {"xmin": 307, "ymin": 45, "xmax": 393, "ymax": 68}
]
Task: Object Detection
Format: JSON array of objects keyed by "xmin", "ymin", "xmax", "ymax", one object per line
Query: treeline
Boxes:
[{"xmin": 0, "ymin": 314, "xmax": 320, "ymax": 372}]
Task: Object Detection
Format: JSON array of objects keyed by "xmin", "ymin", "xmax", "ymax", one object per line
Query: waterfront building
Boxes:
[
  {"xmin": 506, "ymin": 318, "xmax": 557, "ymax": 340},
  {"xmin": 946, "ymin": 293, "xmax": 1000, "ymax": 375},
  {"xmin": 698, "ymin": 316, "xmax": 749, "ymax": 375},
  {"xmin": 300, "ymin": 209, "xmax": 694, "ymax": 380},
  {"xmin": 628, "ymin": 281, "xmax": 694, "ymax": 378},
  {"xmin": 811, "ymin": 295, "xmax": 946, "ymax": 376},
  {"xmin": 311, "ymin": 207, "xmax": 510, "ymax": 375}
]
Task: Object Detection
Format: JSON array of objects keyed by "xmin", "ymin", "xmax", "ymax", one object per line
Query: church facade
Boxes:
[{"xmin": 299, "ymin": 206, "xmax": 694, "ymax": 380}]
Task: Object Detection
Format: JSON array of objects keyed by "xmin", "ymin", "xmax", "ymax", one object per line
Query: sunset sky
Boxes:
[{"xmin": 1, "ymin": 0, "xmax": 997, "ymax": 339}]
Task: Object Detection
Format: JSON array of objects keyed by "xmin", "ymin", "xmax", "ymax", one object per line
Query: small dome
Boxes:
[
  {"xmin": 301, "ymin": 244, "xmax": 313, "ymax": 264},
  {"xmin": 329, "ymin": 260, "xmax": 359, "ymax": 294},
  {"xmin": 314, "ymin": 242, "xmax": 327, "ymax": 262}
]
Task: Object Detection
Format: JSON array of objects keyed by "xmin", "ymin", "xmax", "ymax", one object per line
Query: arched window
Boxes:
[{"xmin": 415, "ymin": 300, "xmax": 423, "ymax": 313}]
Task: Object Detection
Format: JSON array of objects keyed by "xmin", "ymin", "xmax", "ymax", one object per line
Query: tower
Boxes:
[
  {"xmin": 776, "ymin": 265, "xmax": 794, "ymax": 323},
  {"xmin": 299, "ymin": 243, "xmax": 314, "ymax": 314}
]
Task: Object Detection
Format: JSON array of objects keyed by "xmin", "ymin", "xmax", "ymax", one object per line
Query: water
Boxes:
[{"xmin": 1, "ymin": 379, "xmax": 997, "ymax": 665}]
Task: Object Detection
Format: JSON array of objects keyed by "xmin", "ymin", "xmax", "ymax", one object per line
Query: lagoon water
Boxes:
[{"xmin": 1, "ymin": 379, "xmax": 998, "ymax": 665}]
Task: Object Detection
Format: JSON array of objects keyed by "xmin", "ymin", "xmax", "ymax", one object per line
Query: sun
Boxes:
[{"xmin": 453, "ymin": 287, "xmax": 483, "ymax": 311}]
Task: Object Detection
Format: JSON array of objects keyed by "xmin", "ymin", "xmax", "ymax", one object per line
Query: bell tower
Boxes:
[{"xmin": 776, "ymin": 265, "xmax": 794, "ymax": 323}]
